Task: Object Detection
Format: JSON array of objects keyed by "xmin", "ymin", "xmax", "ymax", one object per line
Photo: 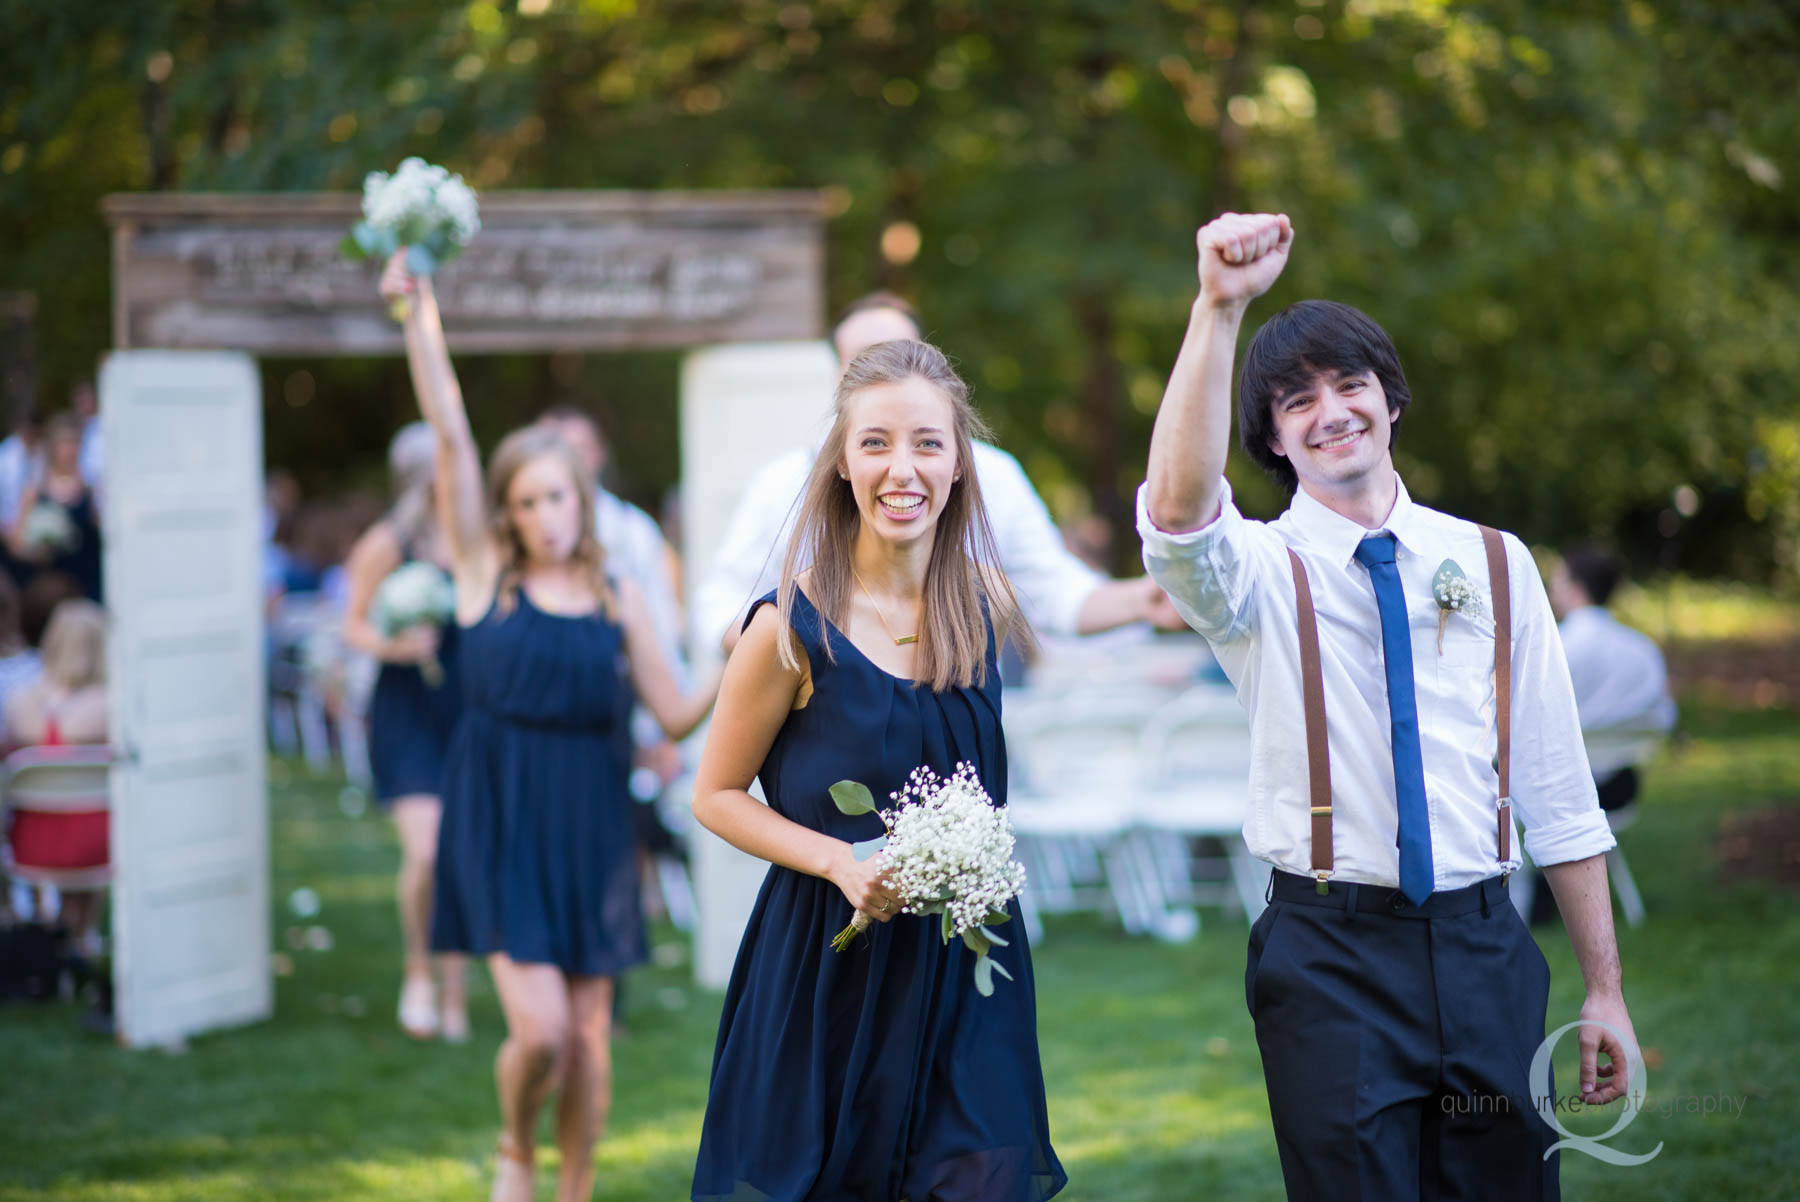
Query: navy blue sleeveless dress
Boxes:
[
  {"xmin": 430, "ymin": 588, "xmax": 646, "ymax": 977},
  {"xmin": 367, "ymin": 559, "xmax": 463, "ymax": 804},
  {"xmin": 692, "ymin": 589, "xmax": 1066, "ymax": 1202}
]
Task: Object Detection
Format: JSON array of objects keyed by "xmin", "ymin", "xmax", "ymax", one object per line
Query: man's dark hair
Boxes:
[
  {"xmin": 1237, "ymin": 299, "xmax": 1412, "ymax": 491},
  {"xmin": 1560, "ymin": 543, "xmax": 1623, "ymax": 607},
  {"xmin": 834, "ymin": 291, "xmax": 923, "ymax": 339}
]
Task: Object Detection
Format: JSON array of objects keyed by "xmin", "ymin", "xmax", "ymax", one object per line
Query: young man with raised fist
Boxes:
[{"xmin": 1138, "ymin": 212, "xmax": 1641, "ymax": 1200}]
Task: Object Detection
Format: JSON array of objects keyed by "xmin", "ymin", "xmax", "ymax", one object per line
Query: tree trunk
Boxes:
[{"xmin": 1075, "ymin": 290, "xmax": 1130, "ymax": 574}]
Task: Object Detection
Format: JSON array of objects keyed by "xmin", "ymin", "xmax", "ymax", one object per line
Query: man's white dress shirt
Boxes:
[
  {"xmin": 597, "ymin": 487, "xmax": 687, "ymax": 754},
  {"xmin": 597, "ymin": 487, "xmax": 683, "ymax": 676},
  {"xmin": 1558, "ymin": 605, "xmax": 1676, "ymax": 777},
  {"xmin": 692, "ymin": 442, "xmax": 1103, "ymax": 648},
  {"xmin": 1138, "ymin": 476, "xmax": 1614, "ymax": 890}
]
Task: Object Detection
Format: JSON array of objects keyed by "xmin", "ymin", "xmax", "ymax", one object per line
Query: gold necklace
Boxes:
[{"xmin": 852, "ymin": 571, "xmax": 918, "ymax": 646}]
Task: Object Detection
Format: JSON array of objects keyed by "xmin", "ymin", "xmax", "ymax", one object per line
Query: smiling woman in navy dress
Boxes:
[
  {"xmin": 690, "ymin": 339, "xmax": 1066, "ymax": 1202},
  {"xmin": 381, "ymin": 254, "xmax": 718, "ymax": 1202}
]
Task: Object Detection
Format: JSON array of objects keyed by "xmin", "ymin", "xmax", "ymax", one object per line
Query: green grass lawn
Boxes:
[{"xmin": 3, "ymin": 704, "xmax": 1796, "ymax": 1200}]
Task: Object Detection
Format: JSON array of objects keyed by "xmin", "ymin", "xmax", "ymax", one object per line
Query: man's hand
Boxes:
[
  {"xmin": 1576, "ymin": 991, "xmax": 1638, "ymax": 1106},
  {"xmin": 1198, "ymin": 212, "xmax": 1293, "ymax": 310}
]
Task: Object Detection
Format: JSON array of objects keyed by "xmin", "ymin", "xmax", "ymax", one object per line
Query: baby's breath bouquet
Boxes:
[
  {"xmin": 372, "ymin": 561, "xmax": 456, "ymax": 686},
  {"xmin": 341, "ymin": 157, "xmax": 481, "ymax": 317},
  {"xmin": 828, "ymin": 762, "xmax": 1028, "ymax": 996}
]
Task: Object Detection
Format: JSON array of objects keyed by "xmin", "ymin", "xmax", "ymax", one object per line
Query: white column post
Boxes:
[{"xmin": 680, "ymin": 340, "xmax": 837, "ymax": 989}]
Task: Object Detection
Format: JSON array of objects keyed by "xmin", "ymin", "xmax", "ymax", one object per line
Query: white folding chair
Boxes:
[
  {"xmin": 1509, "ymin": 726, "xmax": 1662, "ymax": 928},
  {"xmin": 1004, "ymin": 695, "xmax": 1161, "ymax": 939},
  {"xmin": 1585, "ymin": 726, "xmax": 1662, "ymax": 929},
  {"xmin": 1135, "ymin": 688, "xmax": 1265, "ymax": 927},
  {"xmin": 3, "ymin": 746, "xmax": 116, "ymax": 894}
]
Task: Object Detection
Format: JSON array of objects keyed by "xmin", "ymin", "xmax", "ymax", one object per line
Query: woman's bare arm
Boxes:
[
  {"xmin": 690, "ymin": 604, "xmax": 900, "ymax": 921},
  {"xmin": 618, "ymin": 576, "xmax": 719, "ymax": 740},
  {"xmin": 380, "ymin": 254, "xmax": 494, "ymax": 614}
]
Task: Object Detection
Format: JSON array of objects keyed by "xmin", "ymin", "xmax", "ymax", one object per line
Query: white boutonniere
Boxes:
[{"xmin": 1431, "ymin": 559, "xmax": 1485, "ymax": 653}]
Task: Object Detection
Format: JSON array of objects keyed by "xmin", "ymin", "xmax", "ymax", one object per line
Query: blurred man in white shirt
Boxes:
[
  {"xmin": 1549, "ymin": 545, "xmax": 1676, "ymax": 805},
  {"xmin": 693, "ymin": 292, "xmax": 1180, "ymax": 652}
]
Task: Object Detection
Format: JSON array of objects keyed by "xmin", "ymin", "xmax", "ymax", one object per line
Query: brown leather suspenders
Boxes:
[
  {"xmin": 1286, "ymin": 549, "xmax": 1335, "ymax": 892},
  {"xmin": 1286, "ymin": 526, "xmax": 1514, "ymax": 892},
  {"xmin": 1479, "ymin": 526, "xmax": 1513, "ymax": 863}
]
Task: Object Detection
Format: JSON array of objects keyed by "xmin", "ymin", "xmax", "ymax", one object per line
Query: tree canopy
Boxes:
[{"xmin": 2, "ymin": 0, "xmax": 1795, "ymax": 580}]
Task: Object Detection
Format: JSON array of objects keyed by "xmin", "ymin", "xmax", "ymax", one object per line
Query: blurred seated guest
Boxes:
[
  {"xmin": 7, "ymin": 413, "xmax": 103, "ymax": 602},
  {"xmin": 262, "ymin": 469, "xmax": 304, "ymax": 607},
  {"xmin": 70, "ymin": 378, "xmax": 104, "ymax": 489},
  {"xmin": 0, "ymin": 406, "xmax": 40, "ymax": 529},
  {"xmin": 1550, "ymin": 544, "xmax": 1677, "ymax": 806},
  {"xmin": 1526, "ymin": 545, "xmax": 1676, "ymax": 926},
  {"xmin": 0, "ymin": 568, "xmax": 42, "ymax": 744},
  {"xmin": 3, "ymin": 599, "xmax": 109, "ymax": 949},
  {"xmin": 20, "ymin": 571, "xmax": 83, "ymax": 650}
]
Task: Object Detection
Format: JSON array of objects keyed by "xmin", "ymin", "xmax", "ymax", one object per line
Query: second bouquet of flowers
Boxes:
[
  {"xmin": 372, "ymin": 561, "xmax": 456, "ymax": 686},
  {"xmin": 828, "ymin": 761, "xmax": 1028, "ymax": 996}
]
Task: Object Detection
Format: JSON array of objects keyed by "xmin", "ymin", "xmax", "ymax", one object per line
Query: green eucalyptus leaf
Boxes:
[
  {"xmin": 961, "ymin": 928, "xmax": 992, "ymax": 956},
  {"xmin": 941, "ymin": 910, "xmax": 954, "ymax": 944},
  {"xmin": 978, "ymin": 924, "xmax": 1008, "ymax": 948},
  {"xmin": 405, "ymin": 243, "xmax": 438, "ymax": 276},
  {"xmin": 1432, "ymin": 559, "xmax": 1468, "ymax": 595},
  {"xmin": 989, "ymin": 960, "xmax": 1013, "ymax": 983},
  {"xmin": 984, "ymin": 909, "xmax": 1012, "ymax": 927},
  {"xmin": 851, "ymin": 835, "xmax": 888, "ymax": 862},
  {"xmin": 973, "ymin": 954, "xmax": 995, "ymax": 997},
  {"xmin": 829, "ymin": 781, "xmax": 877, "ymax": 816},
  {"xmin": 340, "ymin": 232, "xmax": 368, "ymax": 260},
  {"xmin": 351, "ymin": 222, "xmax": 381, "ymax": 255}
]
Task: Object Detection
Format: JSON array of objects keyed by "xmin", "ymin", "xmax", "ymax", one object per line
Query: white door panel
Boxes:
[{"xmin": 102, "ymin": 350, "xmax": 270, "ymax": 1049}]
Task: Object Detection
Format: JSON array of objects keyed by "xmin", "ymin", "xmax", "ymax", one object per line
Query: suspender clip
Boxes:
[
  {"xmin": 1315, "ymin": 871, "xmax": 1332, "ymax": 896},
  {"xmin": 1309, "ymin": 806, "xmax": 1332, "ymax": 816}
]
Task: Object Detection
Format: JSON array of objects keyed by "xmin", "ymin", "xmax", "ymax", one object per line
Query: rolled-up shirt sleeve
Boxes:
[
  {"xmin": 1503, "ymin": 534, "xmax": 1617, "ymax": 867},
  {"xmin": 1135, "ymin": 479, "xmax": 1261, "ymax": 641}
]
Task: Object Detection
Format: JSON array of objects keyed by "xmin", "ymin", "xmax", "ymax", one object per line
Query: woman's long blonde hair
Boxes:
[
  {"xmin": 40, "ymin": 599, "xmax": 106, "ymax": 690},
  {"xmin": 777, "ymin": 339, "xmax": 1029, "ymax": 691},
  {"xmin": 483, "ymin": 426, "xmax": 613, "ymax": 618}
]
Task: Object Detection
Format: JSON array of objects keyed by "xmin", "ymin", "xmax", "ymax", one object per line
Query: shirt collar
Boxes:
[{"xmin": 1286, "ymin": 475, "xmax": 1422, "ymax": 568}]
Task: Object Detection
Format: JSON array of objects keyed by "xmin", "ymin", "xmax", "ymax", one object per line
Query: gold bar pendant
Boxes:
[{"xmin": 895, "ymin": 635, "xmax": 918, "ymax": 645}]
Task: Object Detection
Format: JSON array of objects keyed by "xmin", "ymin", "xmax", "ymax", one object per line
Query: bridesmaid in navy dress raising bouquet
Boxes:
[
  {"xmin": 340, "ymin": 421, "xmax": 468, "ymax": 1043},
  {"xmin": 690, "ymin": 339, "xmax": 1066, "ymax": 1202},
  {"xmin": 380, "ymin": 255, "xmax": 718, "ymax": 1202}
]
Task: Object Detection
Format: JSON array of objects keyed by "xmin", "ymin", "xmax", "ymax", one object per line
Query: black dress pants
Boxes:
[{"xmin": 1246, "ymin": 871, "xmax": 1560, "ymax": 1202}]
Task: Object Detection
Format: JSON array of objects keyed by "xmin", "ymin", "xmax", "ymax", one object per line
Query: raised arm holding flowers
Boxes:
[{"xmin": 378, "ymin": 235, "xmax": 716, "ymax": 1202}]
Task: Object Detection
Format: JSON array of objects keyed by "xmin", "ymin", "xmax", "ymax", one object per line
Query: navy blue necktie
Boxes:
[{"xmin": 1352, "ymin": 534, "xmax": 1434, "ymax": 905}]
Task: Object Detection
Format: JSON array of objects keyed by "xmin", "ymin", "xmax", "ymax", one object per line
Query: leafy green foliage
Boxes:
[{"xmin": 1, "ymin": 1, "xmax": 1794, "ymax": 578}]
